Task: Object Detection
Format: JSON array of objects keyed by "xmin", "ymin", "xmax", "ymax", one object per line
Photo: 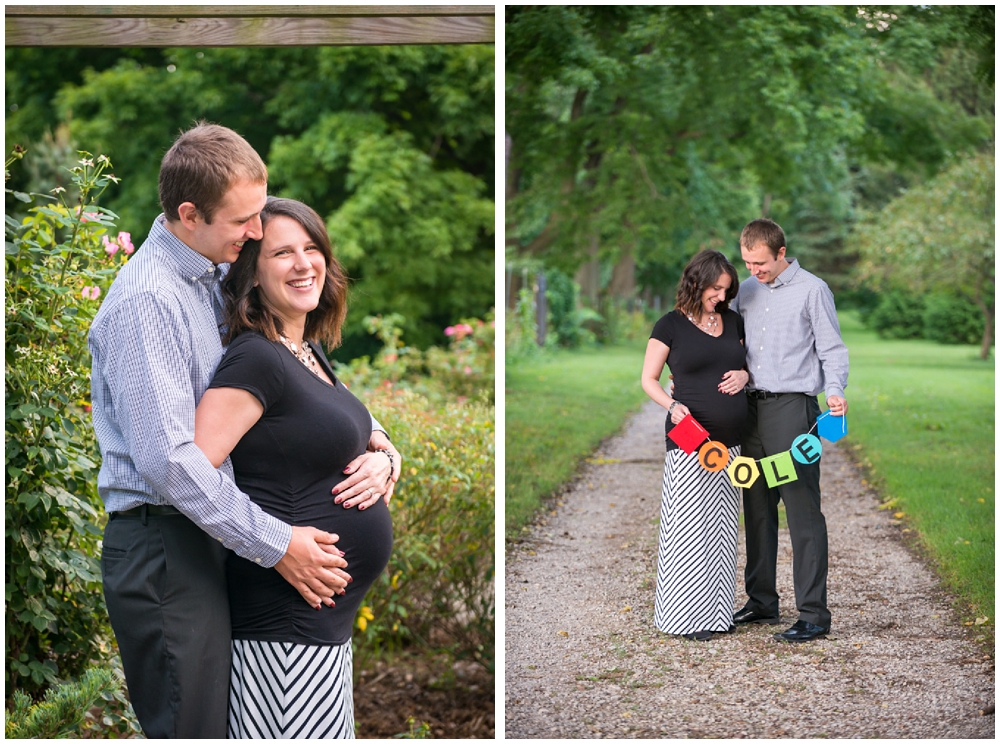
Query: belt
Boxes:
[
  {"xmin": 113, "ymin": 504, "xmax": 181, "ymax": 518},
  {"xmin": 746, "ymin": 390, "xmax": 785, "ymax": 399}
]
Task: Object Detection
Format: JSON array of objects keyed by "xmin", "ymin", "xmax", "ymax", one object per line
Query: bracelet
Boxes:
[
  {"xmin": 374, "ymin": 448, "xmax": 394, "ymax": 481},
  {"xmin": 668, "ymin": 400, "xmax": 679, "ymax": 417}
]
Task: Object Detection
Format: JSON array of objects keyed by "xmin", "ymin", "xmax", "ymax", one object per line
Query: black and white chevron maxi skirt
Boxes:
[
  {"xmin": 228, "ymin": 639, "xmax": 355, "ymax": 739},
  {"xmin": 653, "ymin": 446, "xmax": 741, "ymax": 635}
]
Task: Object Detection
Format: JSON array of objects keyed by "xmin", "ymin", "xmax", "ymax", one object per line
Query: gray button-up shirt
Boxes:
[
  {"xmin": 731, "ymin": 258, "xmax": 849, "ymax": 400},
  {"xmin": 89, "ymin": 216, "xmax": 383, "ymax": 567}
]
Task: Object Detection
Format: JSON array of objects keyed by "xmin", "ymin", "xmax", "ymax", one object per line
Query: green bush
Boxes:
[
  {"xmin": 351, "ymin": 386, "xmax": 494, "ymax": 673},
  {"xmin": 5, "ymin": 148, "xmax": 125, "ymax": 701},
  {"xmin": 865, "ymin": 291, "xmax": 926, "ymax": 339},
  {"xmin": 423, "ymin": 312, "xmax": 495, "ymax": 402},
  {"xmin": 861, "ymin": 290, "xmax": 987, "ymax": 346},
  {"xmin": 922, "ymin": 293, "xmax": 984, "ymax": 345},
  {"xmin": 335, "ymin": 311, "xmax": 494, "ymax": 404}
]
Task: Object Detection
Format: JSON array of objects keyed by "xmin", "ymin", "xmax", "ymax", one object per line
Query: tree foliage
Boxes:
[
  {"xmin": 5, "ymin": 45, "xmax": 495, "ymax": 350},
  {"xmin": 855, "ymin": 151, "xmax": 994, "ymax": 358},
  {"xmin": 505, "ymin": 5, "xmax": 993, "ymax": 303}
]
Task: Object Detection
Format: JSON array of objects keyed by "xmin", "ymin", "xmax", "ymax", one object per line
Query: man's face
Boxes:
[
  {"xmin": 741, "ymin": 242, "xmax": 787, "ymax": 284},
  {"xmin": 189, "ymin": 180, "xmax": 267, "ymax": 265}
]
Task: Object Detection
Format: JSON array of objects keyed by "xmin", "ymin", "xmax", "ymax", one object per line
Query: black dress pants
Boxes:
[
  {"xmin": 741, "ymin": 393, "xmax": 831, "ymax": 628},
  {"xmin": 101, "ymin": 509, "xmax": 231, "ymax": 738}
]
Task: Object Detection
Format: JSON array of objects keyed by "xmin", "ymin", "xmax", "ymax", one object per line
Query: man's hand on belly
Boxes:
[{"xmin": 275, "ymin": 526, "xmax": 352, "ymax": 609}]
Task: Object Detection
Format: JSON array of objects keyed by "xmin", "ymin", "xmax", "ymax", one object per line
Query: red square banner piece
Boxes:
[{"xmin": 667, "ymin": 414, "xmax": 710, "ymax": 454}]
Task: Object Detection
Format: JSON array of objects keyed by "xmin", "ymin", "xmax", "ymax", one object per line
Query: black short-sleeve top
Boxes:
[
  {"xmin": 650, "ymin": 309, "xmax": 748, "ymax": 450},
  {"xmin": 208, "ymin": 331, "xmax": 393, "ymax": 645}
]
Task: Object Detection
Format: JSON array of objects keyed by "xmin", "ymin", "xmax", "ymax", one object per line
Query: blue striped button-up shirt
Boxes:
[{"xmin": 731, "ymin": 258, "xmax": 849, "ymax": 400}]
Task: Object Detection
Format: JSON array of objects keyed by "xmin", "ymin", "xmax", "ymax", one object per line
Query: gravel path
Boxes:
[{"xmin": 505, "ymin": 400, "xmax": 994, "ymax": 738}]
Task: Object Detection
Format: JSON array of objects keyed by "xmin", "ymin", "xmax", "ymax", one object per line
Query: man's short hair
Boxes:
[
  {"xmin": 740, "ymin": 218, "xmax": 786, "ymax": 257},
  {"xmin": 159, "ymin": 122, "xmax": 267, "ymax": 223}
]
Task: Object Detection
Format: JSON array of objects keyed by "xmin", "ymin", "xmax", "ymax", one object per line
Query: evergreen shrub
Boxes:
[
  {"xmin": 865, "ymin": 291, "xmax": 926, "ymax": 339},
  {"xmin": 922, "ymin": 293, "xmax": 984, "ymax": 345}
]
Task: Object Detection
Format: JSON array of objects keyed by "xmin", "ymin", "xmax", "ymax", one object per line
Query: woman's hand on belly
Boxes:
[
  {"xmin": 718, "ymin": 369, "xmax": 749, "ymax": 395},
  {"xmin": 332, "ymin": 451, "xmax": 392, "ymax": 509}
]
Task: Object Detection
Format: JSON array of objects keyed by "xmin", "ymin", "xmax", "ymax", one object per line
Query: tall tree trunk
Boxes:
[
  {"xmin": 505, "ymin": 131, "xmax": 521, "ymax": 254},
  {"xmin": 608, "ymin": 250, "xmax": 636, "ymax": 300},
  {"xmin": 576, "ymin": 235, "xmax": 601, "ymax": 305},
  {"xmin": 973, "ymin": 294, "xmax": 994, "ymax": 360}
]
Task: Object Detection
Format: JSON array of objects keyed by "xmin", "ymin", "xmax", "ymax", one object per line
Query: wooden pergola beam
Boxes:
[{"xmin": 5, "ymin": 5, "xmax": 496, "ymax": 47}]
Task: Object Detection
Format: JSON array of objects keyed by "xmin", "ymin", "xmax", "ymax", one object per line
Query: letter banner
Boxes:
[
  {"xmin": 664, "ymin": 409, "xmax": 847, "ymax": 487},
  {"xmin": 667, "ymin": 414, "xmax": 710, "ymax": 454}
]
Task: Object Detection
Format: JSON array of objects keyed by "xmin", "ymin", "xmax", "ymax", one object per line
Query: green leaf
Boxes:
[
  {"xmin": 18, "ymin": 492, "xmax": 40, "ymax": 510},
  {"xmin": 13, "ymin": 191, "xmax": 32, "ymax": 202}
]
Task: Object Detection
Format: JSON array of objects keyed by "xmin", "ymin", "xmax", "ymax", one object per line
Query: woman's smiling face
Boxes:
[{"xmin": 255, "ymin": 214, "xmax": 326, "ymax": 333}]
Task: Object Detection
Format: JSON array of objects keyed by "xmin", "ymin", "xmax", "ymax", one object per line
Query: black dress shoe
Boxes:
[
  {"xmin": 680, "ymin": 630, "xmax": 713, "ymax": 641},
  {"xmin": 732, "ymin": 606, "xmax": 781, "ymax": 625},
  {"xmin": 773, "ymin": 620, "xmax": 829, "ymax": 643}
]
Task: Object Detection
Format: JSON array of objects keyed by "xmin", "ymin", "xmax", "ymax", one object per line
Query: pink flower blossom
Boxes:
[
  {"xmin": 118, "ymin": 232, "xmax": 134, "ymax": 254},
  {"xmin": 444, "ymin": 326, "xmax": 456, "ymax": 337},
  {"xmin": 103, "ymin": 235, "xmax": 119, "ymax": 256},
  {"xmin": 81, "ymin": 286, "xmax": 101, "ymax": 300},
  {"xmin": 463, "ymin": 366, "xmax": 472, "ymax": 375},
  {"xmin": 451, "ymin": 323, "xmax": 474, "ymax": 339}
]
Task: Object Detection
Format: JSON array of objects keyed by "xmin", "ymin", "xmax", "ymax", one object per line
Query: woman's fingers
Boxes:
[{"xmin": 333, "ymin": 452, "xmax": 391, "ymax": 507}]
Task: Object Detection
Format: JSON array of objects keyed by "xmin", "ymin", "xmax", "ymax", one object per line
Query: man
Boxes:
[
  {"xmin": 730, "ymin": 217, "xmax": 849, "ymax": 643},
  {"xmin": 89, "ymin": 123, "xmax": 399, "ymax": 737}
]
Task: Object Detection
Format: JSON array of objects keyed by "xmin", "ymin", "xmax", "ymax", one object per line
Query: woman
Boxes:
[
  {"xmin": 194, "ymin": 197, "xmax": 394, "ymax": 738},
  {"xmin": 640, "ymin": 250, "xmax": 749, "ymax": 642}
]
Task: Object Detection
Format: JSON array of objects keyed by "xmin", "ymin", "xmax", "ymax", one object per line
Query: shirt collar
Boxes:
[
  {"xmin": 148, "ymin": 215, "xmax": 225, "ymax": 283},
  {"xmin": 769, "ymin": 257, "xmax": 800, "ymax": 288}
]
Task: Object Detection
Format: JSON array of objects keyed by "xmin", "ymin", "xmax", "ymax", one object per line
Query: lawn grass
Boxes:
[
  {"xmin": 505, "ymin": 342, "xmax": 649, "ymax": 536},
  {"xmin": 836, "ymin": 311, "xmax": 994, "ymax": 632}
]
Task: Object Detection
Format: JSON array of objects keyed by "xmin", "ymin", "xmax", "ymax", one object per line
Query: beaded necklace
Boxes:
[
  {"xmin": 278, "ymin": 334, "xmax": 321, "ymax": 377},
  {"xmin": 686, "ymin": 311, "xmax": 719, "ymax": 335}
]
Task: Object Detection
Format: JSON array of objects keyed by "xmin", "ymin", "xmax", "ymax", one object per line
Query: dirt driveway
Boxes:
[{"xmin": 505, "ymin": 400, "xmax": 994, "ymax": 738}]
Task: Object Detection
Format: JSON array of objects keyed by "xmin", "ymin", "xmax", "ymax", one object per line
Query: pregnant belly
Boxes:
[{"xmin": 227, "ymin": 496, "xmax": 393, "ymax": 646}]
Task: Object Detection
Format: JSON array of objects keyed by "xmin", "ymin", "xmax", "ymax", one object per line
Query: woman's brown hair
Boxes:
[
  {"xmin": 674, "ymin": 249, "xmax": 740, "ymax": 318},
  {"xmin": 221, "ymin": 197, "xmax": 348, "ymax": 348}
]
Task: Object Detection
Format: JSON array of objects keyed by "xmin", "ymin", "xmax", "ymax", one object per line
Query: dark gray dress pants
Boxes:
[
  {"xmin": 101, "ymin": 510, "xmax": 231, "ymax": 738},
  {"xmin": 741, "ymin": 393, "xmax": 831, "ymax": 628}
]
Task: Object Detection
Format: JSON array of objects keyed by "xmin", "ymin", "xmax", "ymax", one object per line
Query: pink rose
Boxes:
[
  {"xmin": 444, "ymin": 326, "xmax": 456, "ymax": 336},
  {"xmin": 103, "ymin": 236, "xmax": 119, "ymax": 256},
  {"xmin": 118, "ymin": 232, "xmax": 134, "ymax": 254},
  {"xmin": 81, "ymin": 286, "xmax": 101, "ymax": 300}
]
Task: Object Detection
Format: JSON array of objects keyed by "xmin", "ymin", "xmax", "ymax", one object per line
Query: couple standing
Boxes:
[
  {"xmin": 642, "ymin": 218, "xmax": 849, "ymax": 643},
  {"xmin": 90, "ymin": 123, "xmax": 399, "ymax": 738}
]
